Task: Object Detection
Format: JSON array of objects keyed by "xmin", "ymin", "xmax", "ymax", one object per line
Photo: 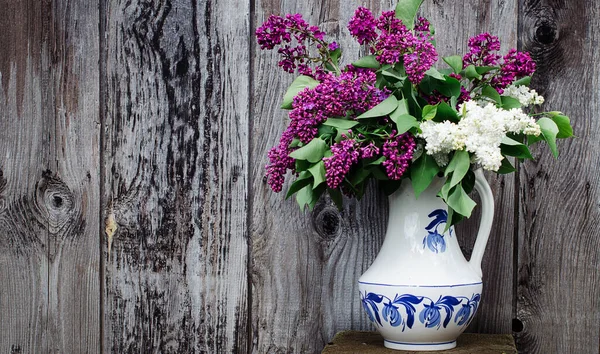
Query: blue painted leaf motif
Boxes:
[
  {"xmin": 425, "ymin": 209, "xmax": 448, "ymax": 231},
  {"xmin": 419, "ymin": 301, "xmax": 442, "ymax": 328},
  {"xmin": 393, "ymin": 294, "xmax": 424, "ymax": 330},
  {"xmin": 360, "ymin": 292, "xmax": 376, "ymax": 324},
  {"xmin": 382, "ymin": 302, "xmax": 402, "ymax": 327},
  {"xmin": 437, "ymin": 296, "xmax": 462, "ymax": 328},
  {"xmin": 423, "ymin": 209, "xmax": 449, "ymax": 253},
  {"xmin": 361, "ymin": 292, "xmax": 384, "ymax": 326}
]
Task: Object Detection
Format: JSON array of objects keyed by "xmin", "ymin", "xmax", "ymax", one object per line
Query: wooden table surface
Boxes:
[{"xmin": 322, "ymin": 331, "xmax": 517, "ymax": 354}]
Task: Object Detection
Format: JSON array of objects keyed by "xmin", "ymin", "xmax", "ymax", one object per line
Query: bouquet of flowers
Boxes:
[{"xmin": 257, "ymin": 0, "xmax": 572, "ymax": 227}]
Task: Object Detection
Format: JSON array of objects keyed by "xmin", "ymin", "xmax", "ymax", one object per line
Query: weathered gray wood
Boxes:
[
  {"xmin": 0, "ymin": 0, "xmax": 101, "ymax": 353},
  {"xmin": 516, "ymin": 0, "xmax": 600, "ymax": 352},
  {"xmin": 419, "ymin": 0, "xmax": 519, "ymax": 335},
  {"xmin": 102, "ymin": 0, "xmax": 249, "ymax": 352}
]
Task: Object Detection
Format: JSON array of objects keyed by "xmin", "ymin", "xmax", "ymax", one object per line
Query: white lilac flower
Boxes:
[
  {"xmin": 419, "ymin": 120, "xmax": 464, "ymax": 155},
  {"xmin": 505, "ymin": 109, "xmax": 541, "ymax": 136},
  {"xmin": 418, "ymin": 101, "xmax": 542, "ymax": 172},
  {"xmin": 503, "ymin": 85, "xmax": 545, "ymax": 107},
  {"xmin": 458, "ymin": 101, "xmax": 506, "ymax": 171}
]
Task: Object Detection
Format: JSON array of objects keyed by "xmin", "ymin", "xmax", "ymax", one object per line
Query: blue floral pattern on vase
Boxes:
[
  {"xmin": 423, "ymin": 209, "xmax": 453, "ymax": 253},
  {"xmin": 360, "ymin": 291, "xmax": 481, "ymax": 331}
]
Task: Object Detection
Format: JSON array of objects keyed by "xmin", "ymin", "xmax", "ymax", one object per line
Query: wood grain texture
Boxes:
[
  {"xmin": 516, "ymin": 0, "xmax": 600, "ymax": 352},
  {"xmin": 102, "ymin": 0, "xmax": 249, "ymax": 352},
  {"xmin": 250, "ymin": 1, "xmax": 395, "ymax": 353},
  {"xmin": 419, "ymin": 0, "xmax": 519, "ymax": 335},
  {"xmin": 0, "ymin": 0, "xmax": 101, "ymax": 353},
  {"xmin": 250, "ymin": 1, "xmax": 517, "ymax": 353}
]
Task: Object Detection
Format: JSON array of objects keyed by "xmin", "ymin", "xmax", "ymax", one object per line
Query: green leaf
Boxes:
[
  {"xmin": 285, "ymin": 172, "xmax": 312, "ymax": 199},
  {"xmin": 328, "ymin": 188, "xmax": 343, "ymax": 210},
  {"xmin": 513, "ymin": 76, "xmax": 531, "ymax": 87},
  {"xmin": 464, "ymin": 65, "xmax": 482, "ymax": 80},
  {"xmin": 422, "ymin": 105, "xmax": 438, "ymax": 121},
  {"xmin": 390, "ymin": 113, "xmax": 419, "ymax": 134},
  {"xmin": 500, "ymin": 136, "xmax": 533, "ymax": 159},
  {"xmin": 446, "ymin": 206, "xmax": 464, "ymax": 230},
  {"xmin": 443, "ymin": 55, "xmax": 463, "ymax": 74},
  {"xmin": 537, "ymin": 117, "xmax": 559, "ymax": 157},
  {"xmin": 329, "ymin": 48, "xmax": 342, "ymax": 67},
  {"xmin": 322, "ymin": 118, "xmax": 359, "ymax": 130},
  {"xmin": 367, "ymin": 156, "xmax": 386, "ymax": 166},
  {"xmin": 501, "ymin": 96, "xmax": 522, "ymax": 109},
  {"xmin": 439, "ymin": 179, "xmax": 453, "ymax": 200},
  {"xmin": 475, "ymin": 66, "xmax": 498, "ymax": 75},
  {"xmin": 432, "ymin": 101, "xmax": 459, "ymax": 123},
  {"xmin": 447, "ymin": 184, "xmax": 476, "ymax": 218},
  {"xmin": 551, "ymin": 114, "xmax": 573, "ymax": 139},
  {"xmin": 425, "ymin": 67, "xmax": 446, "ymax": 81},
  {"xmin": 296, "ymin": 185, "xmax": 313, "ymax": 210},
  {"xmin": 497, "ymin": 157, "xmax": 516, "ymax": 174},
  {"xmin": 369, "ymin": 166, "xmax": 389, "ymax": 180},
  {"xmin": 357, "ymin": 95, "xmax": 399, "ymax": 119},
  {"xmin": 482, "ymin": 85, "xmax": 501, "ymax": 104},
  {"xmin": 281, "ymin": 75, "xmax": 320, "ymax": 109},
  {"xmin": 431, "ymin": 76, "xmax": 461, "ymax": 98},
  {"xmin": 308, "ymin": 161, "xmax": 326, "ymax": 188},
  {"xmin": 394, "ymin": 0, "xmax": 424, "ymax": 30},
  {"xmin": 382, "ymin": 68, "xmax": 405, "ymax": 81},
  {"xmin": 445, "ymin": 150, "xmax": 470, "ymax": 188},
  {"xmin": 410, "ymin": 154, "xmax": 439, "ymax": 199},
  {"xmin": 352, "ymin": 55, "xmax": 380, "ymax": 69},
  {"xmin": 289, "ymin": 138, "xmax": 328, "ymax": 163},
  {"xmin": 349, "ymin": 168, "xmax": 371, "ymax": 186}
]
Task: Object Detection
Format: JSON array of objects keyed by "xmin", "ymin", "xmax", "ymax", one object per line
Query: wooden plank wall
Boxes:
[{"xmin": 0, "ymin": 0, "xmax": 597, "ymax": 353}]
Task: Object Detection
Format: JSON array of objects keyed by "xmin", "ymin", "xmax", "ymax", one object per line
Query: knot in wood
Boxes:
[
  {"xmin": 313, "ymin": 206, "xmax": 342, "ymax": 241},
  {"xmin": 535, "ymin": 23, "xmax": 557, "ymax": 45},
  {"xmin": 38, "ymin": 172, "xmax": 74, "ymax": 215}
]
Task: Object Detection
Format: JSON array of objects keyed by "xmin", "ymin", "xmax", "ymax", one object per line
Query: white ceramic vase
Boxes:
[{"xmin": 358, "ymin": 168, "xmax": 494, "ymax": 351}]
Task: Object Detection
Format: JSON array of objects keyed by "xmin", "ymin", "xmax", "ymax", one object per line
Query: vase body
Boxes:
[{"xmin": 358, "ymin": 169, "xmax": 494, "ymax": 351}]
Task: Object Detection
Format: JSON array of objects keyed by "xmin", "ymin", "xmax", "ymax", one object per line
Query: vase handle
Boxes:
[{"xmin": 469, "ymin": 168, "xmax": 495, "ymax": 277}]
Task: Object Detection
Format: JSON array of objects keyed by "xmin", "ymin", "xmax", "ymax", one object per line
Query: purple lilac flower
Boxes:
[
  {"xmin": 256, "ymin": 14, "xmax": 331, "ymax": 75},
  {"xmin": 491, "ymin": 49, "xmax": 536, "ymax": 91},
  {"xmin": 265, "ymin": 67, "xmax": 389, "ymax": 192},
  {"xmin": 414, "ymin": 17, "xmax": 431, "ymax": 33},
  {"xmin": 348, "ymin": 7, "xmax": 378, "ymax": 44},
  {"xmin": 382, "ymin": 132, "xmax": 416, "ymax": 180},
  {"xmin": 324, "ymin": 139, "xmax": 360, "ymax": 189},
  {"xmin": 265, "ymin": 129, "xmax": 296, "ymax": 192},
  {"xmin": 463, "ymin": 33, "xmax": 501, "ymax": 67},
  {"xmin": 373, "ymin": 12, "xmax": 416, "ymax": 65},
  {"xmin": 404, "ymin": 37, "xmax": 438, "ymax": 84},
  {"xmin": 360, "ymin": 142, "xmax": 380, "ymax": 158},
  {"xmin": 328, "ymin": 42, "xmax": 339, "ymax": 51}
]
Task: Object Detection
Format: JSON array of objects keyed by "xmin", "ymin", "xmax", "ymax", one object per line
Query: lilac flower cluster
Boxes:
[
  {"xmin": 265, "ymin": 129, "xmax": 296, "ymax": 193},
  {"xmin": 256, "ymin": 14, "xmax": 330, "ymax": 76},
  {"xmin": 463, "ymin": 33, "xmax": 501, "ymax": 66},
  {"xmin": 324, "ymin": 139, "xmax": 360, "ymax": 189},
  {"xmin": 265, "ymin": 67, "xmax": 389, "ymax": 192},
  {"xmin": 347, "ymin": 7, "xmax": 378, "ymax": 44},
  {"xmin": 347, "ymin": 9, "xmax": 438, "ymax": 84},
  {"xmin": 463, "ymin": 33, "xmax": 536, "ymax": 92},
  {"xmin": 382, "ymin": 132, "xmax": 416, "ymax": 180},
  {"xmin": 492, "ymin": 49, "xmax": 536, "ymax": 91}
]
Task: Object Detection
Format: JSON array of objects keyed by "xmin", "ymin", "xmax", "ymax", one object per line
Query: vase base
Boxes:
[{"xmin": 384, "ymin": 339, "xmax": 457, "ymax": 351}]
